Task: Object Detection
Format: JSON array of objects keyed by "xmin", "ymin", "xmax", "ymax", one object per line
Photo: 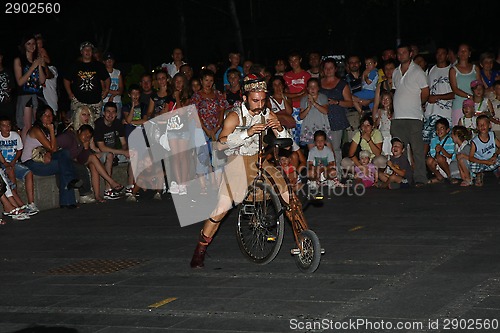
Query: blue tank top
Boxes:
[{"xmin": 472, "ymin": 131, "xmax": 495, "ymax": 160}]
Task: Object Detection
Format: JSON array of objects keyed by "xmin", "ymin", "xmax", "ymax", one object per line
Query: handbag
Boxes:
[{"xmin": 32, "ymin": 146, "xmax": 49, "ymax": 163}]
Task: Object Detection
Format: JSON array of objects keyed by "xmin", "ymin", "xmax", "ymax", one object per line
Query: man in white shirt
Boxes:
[
  {"xmin": 161, "ymin": 47, "xmax": 186, "ymax": 78},
  {"xmin": 391, "ymin": 44, "xmax": 430, "ymax": 187}
]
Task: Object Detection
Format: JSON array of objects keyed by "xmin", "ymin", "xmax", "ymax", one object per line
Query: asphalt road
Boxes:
[{"xmin": 1, "ymin": 176, "xmax": 500, "ymax": 333}]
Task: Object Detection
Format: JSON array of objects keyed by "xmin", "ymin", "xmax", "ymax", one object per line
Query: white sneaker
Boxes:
[
  {"xmin": 153, "ymin": 192, "xmax": 162, "ymax": 200},
  {"xmin": 79, "ymin": 195, "xmax": 96, "ymax": 204},
  {"xmin": 178, "ymin": 185, "xmax": 187, "ymax": 196},
  {"xmin": 308, "ymin": 180, "xmax": 318, "ymax": 190},
  {"xmin": 10, "ymin": 208, "xmax": 30, "ymax": 221},
  {"xmin": 169, "ymin": 181, "xmax": 179, "ymax": 194},
  {"xmin": 23, "ymin": 202, "xmax": 40, "ymax": 215}
]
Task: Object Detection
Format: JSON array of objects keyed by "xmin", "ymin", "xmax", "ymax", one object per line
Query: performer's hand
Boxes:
[{"xmin": 248, "ymin": 123, "xmax": 268, "ymax": 136}]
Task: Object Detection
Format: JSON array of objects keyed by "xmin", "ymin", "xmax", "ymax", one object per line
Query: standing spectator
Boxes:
[
  {"xmin": 391, "ymin": 44, "xmax": 430, "ymax": 187},
  {"xmin": 372, "ymin": 59, "xmax": 397, "ymax": 116},
  {"xmin": 139, "ymin": 72, "xmax": 154, "ymax": 107},
  {"xmin": 378, "ymin": 48, "xmax": 397, "ymax": 82},
  {"xmin": 102, "ymin": 52, "xmax": 124, "ymax": 119},
  {"xmin": 449, "ymin": 43, "xmax": 480, "ymax": 126},
  {"xmin": 63, "ymin": 41, "xmax": 110, "ymax": 121},
  {"xmin": 306, "ymin": 51, "xmax": 322, "ymax": 78},
  {"xmin": 319, "ymin": 58, "xmax": 352, "ymax": 169},
  {"xmin": 20, "ymin": 105, "xmax": 82, "ymax": 209},
  {"xmin": 0, "ymin": 116, "xmax": 38, "ymax": 214},
  {"xmin": 146, "ymin": 70, "xmax": 172, "ymax": 119},
  {"xmin": 274, "ymin": 58, "xmax": 287, "ymax": 76},
  {"xmin": 242, "ymin": 59, "xmax": 253, "ymax": 76},
  {"xmin": 93, "ymin": 102, "xmax": 131, "ymax": 199},
  {"xmin": 190, "ymin": 69, "xmax": 229, "ymax": 187},
  {"xmin": 122, "ymin": 84, "xmax": 148, "ymax": 139},
  {"xmin": 0, "ymin": 49, "xmax": 16, "ymax": 121},
  {"xmin": 299, "ymin": 78, "xmax": 332, "ymax": 150},
  {"xmin": 479, "ymin": 52, "xmax": 500, "ymax": 99},
  {"xmin": 268, "ymin": 75, "xmax": 295, "ymax": 129},
  {"xmin": 423, "ymin": 47, "xmax": 454, "ymax": 156},
  {"xmin": 162, "ymin": 47, "xmax": 186, "ymax": 78},
  {"xmin": 344, "ymin": 55, "xmax": 363, "ymax": 137},
  {"xmin": 352, "ymin": 56, "xmax": 378, "ymax": 113},
  {"xmin": 223, "ymin": 68, "xmax": 243, "ymax": 108},
  {"xmin": 179, "ymin": 63, "xmax": 194, "ymax": 82},
  {"xmin": 14, "ymin": 34, "xmax": 47, "ymax": 139},
  {"xmin": 223, "ymin": 51, "xmax": 243, "ymax": 91},
  {"xmin": 284, "ymin": 52, "xmax": 311, "ymax": 145},
  {"xmin": 373, "ymin": 91, "xmax": 394, "ymax": 156}
]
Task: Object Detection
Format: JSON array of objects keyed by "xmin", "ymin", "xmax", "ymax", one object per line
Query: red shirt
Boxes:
[{"xmin": 283, "ymin": 70, "xmax": 311, "ymax": 108}]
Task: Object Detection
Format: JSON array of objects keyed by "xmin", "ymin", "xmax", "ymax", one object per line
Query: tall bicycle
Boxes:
[{"xmin": 235, "ymin": 128, "xmax": 324, "ymax": 273}]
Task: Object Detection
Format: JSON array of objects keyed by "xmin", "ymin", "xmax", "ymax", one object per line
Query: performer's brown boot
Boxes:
[{"xmin": 190, "ymin": 231, "xmax": 212, "ymax": 268}]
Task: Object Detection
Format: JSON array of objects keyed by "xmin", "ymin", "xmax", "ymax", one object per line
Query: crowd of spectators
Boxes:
[{"xmin": 1, "ymin": 33, "xmax": 500, "ymax": 225}]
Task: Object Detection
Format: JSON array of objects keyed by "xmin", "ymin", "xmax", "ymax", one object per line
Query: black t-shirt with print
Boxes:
[
  {"xmin": 64, "ymin": 60, "xmax": 109, "ymax": 104},
  {"xmin": 93, "ymin": 117, "xmax": 125, "ymax": 149}
]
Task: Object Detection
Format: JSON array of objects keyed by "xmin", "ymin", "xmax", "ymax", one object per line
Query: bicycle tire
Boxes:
[
  {"xmin": 294, "ymin": 229, "xmax": 321, "ymax": 273},
  {"xmin": 236, "ymin": 182, "xmax": 285, "ymax": 265}
]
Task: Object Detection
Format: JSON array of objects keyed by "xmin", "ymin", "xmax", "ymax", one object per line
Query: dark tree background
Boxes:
[{"xmin": 1, "ymin": 0, "xmax": 497, "ymax": 75}]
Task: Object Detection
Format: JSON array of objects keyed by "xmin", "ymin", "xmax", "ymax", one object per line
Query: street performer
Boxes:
[{"xmin": 190, "ymin": 73, "xmax": 292, "ymax": 268}]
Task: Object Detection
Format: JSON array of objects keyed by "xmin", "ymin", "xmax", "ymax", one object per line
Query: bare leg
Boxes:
[
  {"xmin": 103, "ymin": 153, "xmax": 114, "ymax": 189},
  {"xmin": 89, "ymin": 164, "xmax": 102, "ymax": 201},
  {"xmin": 24, "ymin": 172, "xmax": 35, "ymax": 204},
  {"xmin": 87, "ymin": 154, "xmax": 121, "ymax": 188},
  {"xmin": 21, "ymin": 107, "xmax": 33, "ymax": 140}
]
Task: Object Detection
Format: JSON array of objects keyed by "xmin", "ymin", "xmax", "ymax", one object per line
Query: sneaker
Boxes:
[
  {"xmin": 23, "ymin": 203, "xmax": 40, "ymax": 215},
  {"xmin": 169, "ymin": 181, "xmax": 179, "ymax": 194},
  {"xmin": 126, "ymin": 195, "xmax": 137, "ymax": 202},
  {"xmin": 308, "ymin": 180, "xmax": 318, "ymax": 190},
  {"xmin": 328, "ymin": 178, "xmax": 347, "ymax": 189},
  {"xmin": 153, "ymin": 192, "xmax": 162, "ymax": 200},
  {"xmin": 178, "ymin": 185, "xmax": 187, "ymax": 196},
  {"xmin": 9, "ymin": 208, "xmax": 30, "ymax": 220},
  {"xmin": 79, "ymin": 194, "xmax": 96, "ymax": 204},
  {"xmin": 103, "ymin": 189, "xmax": 122, "ymax": 200},
  {"xmin": 125, "ymin": 185, "xmax": 134, "ymax": 197}
]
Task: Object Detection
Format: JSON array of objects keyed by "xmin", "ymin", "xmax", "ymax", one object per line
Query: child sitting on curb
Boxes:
[
  {"xmin": 354, "ymin": 150, "xmax": 378, "ymax": 188},
  {"xmin": 426, "ymin": 118, "xmax": 455, "ymax": 183},
  {"xmin": 468, "ymin": 115, "xmax": 500, "ymax": 186},
  {"xmin": 378, "ymin": 137, "xmax": 412, "ymax": 189}
]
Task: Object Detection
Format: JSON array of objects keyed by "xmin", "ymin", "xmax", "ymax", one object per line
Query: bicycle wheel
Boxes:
[
  {"xmin": 294, "ymin": 229, "xmax": 321, "ymax": 273},
  {"xmin": 236, "ymin": 182, "xmax": 285, "ymax": 264}
]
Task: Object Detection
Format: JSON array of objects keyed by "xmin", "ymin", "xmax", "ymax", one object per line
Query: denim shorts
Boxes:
[{"xmin": 1, "ymin": 163, "xmax": 31, "ymax": 182}]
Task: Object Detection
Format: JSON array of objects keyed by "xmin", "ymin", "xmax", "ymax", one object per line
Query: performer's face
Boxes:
[{"xmin": 244, "ymin": 91, "xmax": 267, "ymax": 115}]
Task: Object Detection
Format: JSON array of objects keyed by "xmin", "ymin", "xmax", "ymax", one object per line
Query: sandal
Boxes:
[
  {"xmin": 450, "ymin": 178, "xmax": 460, "ymax": 185},
  {"xmin": 460, "ymin": 180, "xmax": 472, "ymax": 187},
  {"xmin": 427, "ymin": 177, "xmax": 444, "ymax": 184},
  {"xmin": 474, "ymin": 173, "xmax": 484, "ymax": 187}
]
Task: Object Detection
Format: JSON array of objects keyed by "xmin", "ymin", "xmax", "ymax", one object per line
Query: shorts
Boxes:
[
  {"xmin": 219, "ymin": 155, "xmax": 288, "ymax": 204},
  {"xmin": 16, "ymin": 94, "xmax": 46, "ymax": 129},
  {"xmin": 76, "ymin": 149, "xmax": 93, "ymax": 165},
  {"xmin": 14, "ymin": 163, "xmax": 32, "ymax": 181}
]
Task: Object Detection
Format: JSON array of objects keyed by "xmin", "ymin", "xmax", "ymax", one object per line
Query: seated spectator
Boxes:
[
  {"xmin": 469, "ymin": 115, "xmax": 500, "ymax": 186},
  {"xmin": 57, "ymin": 124, "xmax": 124, "ymax": 203},
  {"xmin": 353, "ymin": 150, "xmax": 378, "ymax": 188},
  {"xmin": 0, "ymin": 175, "xmax": 30, "ymax": 222},
  {"xmin": 450, "ymin": 125, "xmax": 472, "ymax": 186},
  {"xmin": 307, "ymin": 130, "xmax": 344, "ymax": 190},
  {"xmin": 20, "ymin": 105, "xmax": 82, "ymax": 209},
  {"xmin": 93, "ymin": 102, "xmax": 133, "ymax": 199},
  {"xmin": 341, "ymin": 113, "xmax": 386, "ymax": 175},
  {"xmin": 426, "ymin": 118, "xmax": 455, "ymax": 183},
  {"xmin": 0, "ymin": 116, "xmax": 38, "ymax": 215},
  {"xmin": 378, "ymin": 137, "xmax": 412, "ymax": 189}
]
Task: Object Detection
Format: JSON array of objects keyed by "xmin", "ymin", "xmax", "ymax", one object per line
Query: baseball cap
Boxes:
[
  {"xmin": 463, "ymin": 99, "xmax": 475, "ymax": 108},
  {"xmin": 80, "ymin": 41, "xmax": 95, "ymax": 52},
  {"xmin": 470, "ymin": 79, "xmax": 483, "ymax": 89},
  {"xmin": 391, "ymin": 137, "xmax": 404, "ymax": 147},
  {"xmin": 103, "ymin": 52, "xmax": 114, "ymax": 60}
]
